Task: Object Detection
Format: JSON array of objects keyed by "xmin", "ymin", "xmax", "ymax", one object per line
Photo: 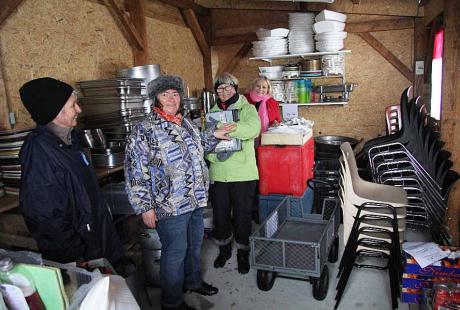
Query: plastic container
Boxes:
[
  {"xmin": 259, "ymin": 186, "xmax": 313, "ymax": 223},
  {"xmin": 257, "ymin": 138, "xmax": 314, "ymax": 196},
  {"xmin": 0, "ymin": 257, "xmax": 45, "ymax": 310}
]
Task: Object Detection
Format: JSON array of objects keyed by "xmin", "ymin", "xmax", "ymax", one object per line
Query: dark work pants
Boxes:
[{"xmin": 211, "ymin": 181, "xmax": 257, "ymax": 249}]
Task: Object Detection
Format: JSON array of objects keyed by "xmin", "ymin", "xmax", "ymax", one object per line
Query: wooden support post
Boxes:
[
  {"xmin": 181, "ymin": 8, "xmax": 213, "ymax": 90},
  {"xmin": 0, "ymin": 45, "xmax": 11, "ymax": 131},
  {"xmin": 125, "ymin": 0, "xmax": 148, "ymax": 66},
  {"xmin": 156, "ymin": 0, "xmax": 209, "ymax": 15},
  {"xmin": 442, "ymin": 0, "xmax": 460, "ymax": 244},
  {"xmin": 413, "ymin": 18, "xmax": 427, "ymax": 98},
  {"xmin": 0, "ymin": 0, "xmax": 24, "ymax": 26},
  {"xmin": 358, "ymin": 32, "xmax": 413, "ymax": 82}
]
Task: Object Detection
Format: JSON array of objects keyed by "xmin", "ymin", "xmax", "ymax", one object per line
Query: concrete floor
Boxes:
[{"xmin": 137, "ymin": 224, "xmax": 412, "ymax": 310}]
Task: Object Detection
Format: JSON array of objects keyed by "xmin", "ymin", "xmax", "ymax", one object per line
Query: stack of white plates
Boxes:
[
  {"xmin": 313, "ymin": 10, "xmax": 347, "ymax": 52},
  {"xmin": 252, "ymin": 28, "xmax": 289, "ymax": 57},
  {"xmin": 288, "ymin": 12, "xmax": 315, "ymax": 54}
]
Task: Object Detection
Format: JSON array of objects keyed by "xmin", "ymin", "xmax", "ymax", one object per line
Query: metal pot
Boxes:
[
  {"xmin": 314, "ymin": 135, "xmax": 358, "ymax": 154},
  {"xmin": 116, "ymin": 64, "xmax": 161, "ymax": 86},
  {"xmin": 91, "ymin": 147, "xmax": 125, "ymax": 168}
]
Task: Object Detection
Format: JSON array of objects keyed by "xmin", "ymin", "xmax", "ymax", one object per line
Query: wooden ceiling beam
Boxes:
[
  {"xmin": 103, "ymin": 0, "xmax": 144, "ymax": 50},
  {"xmin": 350, "ymin": 0, "xmax": 361, "ymax": 4},
  {"xmin": 212, "ymin": 34, "xmax": 257, "ymax": 46},
  {"xmin": 346, "ymin": 17, "xmax": 414, "ymax": 33},
  {"xmin": 157, "ymin": 0, "xmax": 209, "ymax": 15},
  {"xmin": 358, "ymin": 32, "xmax": 413, "ymax": 82},
  {"xmin": 221, "ymin": 41, "xmax": 252, "ymax": 75},
  {"xmin": 0, "ymin": 0, "xmax": 24, "ymax": 26}
]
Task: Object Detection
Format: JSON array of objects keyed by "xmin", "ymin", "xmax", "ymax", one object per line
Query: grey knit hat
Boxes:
[{"xmin": 147, "ymin": 75, "xmax": 184, "ymax": 106}]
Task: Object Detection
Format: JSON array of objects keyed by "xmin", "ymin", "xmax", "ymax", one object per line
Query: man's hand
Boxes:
[{"xmin": 142, "ymin": 209, "xmax": 157, "ymax": 228}]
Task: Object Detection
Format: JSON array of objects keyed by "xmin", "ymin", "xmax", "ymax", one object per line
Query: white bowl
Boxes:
[
  {"xmin": 315, "ymin": 10, "xmax": 347, "ymax": 23},
  {"xmin": 315, "ymin": 31, "xmax": 347, "ymax": 41},
  {"xmin": 259, "ymin": 66, "xmax": 284, "ymax": 73},
  {"xmin": 256, "ymin": 28, "xmax": 289, "ymax": 39},
  {"xmin": 313, "ymin": 21, "xmax": 345, "ymax": 34}
]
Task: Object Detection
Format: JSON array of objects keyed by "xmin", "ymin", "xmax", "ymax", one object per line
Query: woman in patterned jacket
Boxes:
[{"xmin": 125, "ymin": 75, "xmax": 234, "ymax": 310}]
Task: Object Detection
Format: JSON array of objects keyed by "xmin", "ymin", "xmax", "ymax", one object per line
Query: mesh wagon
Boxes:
[{"xmin": 250, "ymin": 197, "xmax": 340, "ymax": 300}]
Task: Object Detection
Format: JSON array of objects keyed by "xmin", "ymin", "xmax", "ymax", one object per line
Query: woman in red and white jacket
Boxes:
[{"xmin": 244, "ymin": 76, "xmax": 282, "ymax": 136}]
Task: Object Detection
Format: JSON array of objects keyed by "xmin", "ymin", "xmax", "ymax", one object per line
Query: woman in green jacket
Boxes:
[{"xmin": 207, "ymin": 72, "xmax": 261, "ymax": 274}]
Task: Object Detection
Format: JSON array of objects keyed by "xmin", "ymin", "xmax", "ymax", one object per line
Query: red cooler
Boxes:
[{"xmin": 257, "ymin": 138, "xmax": 314, "ymax": 196}]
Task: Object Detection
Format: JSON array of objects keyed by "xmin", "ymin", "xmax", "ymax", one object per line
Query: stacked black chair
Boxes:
[{"xmin": 357, "ymin": 87, "xmax": 459, "ymax": 244}]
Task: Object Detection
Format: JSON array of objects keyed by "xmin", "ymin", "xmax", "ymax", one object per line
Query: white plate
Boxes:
[
  {"xmin": 316, "ymin": 46, "xmax": 343, "ymax": 52},
  {"xmin": 260, "ymin": 36, "xmax": 286, "ymax": 41},
  {"xmin": 315, "ymin": 39, "xmax": 344, "ymax": 45},
  {"xmin": 313, "ymin": 21, "xmax": 346, "ymax": 34}
]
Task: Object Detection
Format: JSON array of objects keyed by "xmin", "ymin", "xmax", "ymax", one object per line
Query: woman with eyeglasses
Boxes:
[
  {"xmin": 125, "ymin": 75, "xmax": 233, "ymax": 310},
  {"xmin": 206, "ymin": 72, "xmax": 261, "ymax": 274}
]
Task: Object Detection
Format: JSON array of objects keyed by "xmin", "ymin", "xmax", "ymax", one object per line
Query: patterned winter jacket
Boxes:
[{"xmin": 124, "ymin": 111, "xmax": 218, "ymax": 219}]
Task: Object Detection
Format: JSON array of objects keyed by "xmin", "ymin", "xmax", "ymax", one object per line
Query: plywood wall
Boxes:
[
  {"xmin": 212, "ymin": 11, "xmax": 413, "ymax": 141},
  {"xmin": 0, "ymin": 0, "xmax": 204, "ymax": 128}
]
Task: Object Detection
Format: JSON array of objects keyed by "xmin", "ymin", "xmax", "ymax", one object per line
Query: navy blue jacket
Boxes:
[{"xmin": 19, "ymin": 125, "xmax": 122, "ymax": 265}]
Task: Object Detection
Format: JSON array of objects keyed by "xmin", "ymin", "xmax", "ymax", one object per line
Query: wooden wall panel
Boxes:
[
  {"xmin": 0, "ymin": 0, "xmax": 131, "ymax": 127},
  {"xmin": 145, "ymin": 16, "xmax": 205, "ymax": 96},
  {"xmin": 0, "ymin": 0, "xmax": 205, "ymax": 128}
]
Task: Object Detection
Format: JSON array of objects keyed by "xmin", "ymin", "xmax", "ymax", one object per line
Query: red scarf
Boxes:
[{"xmin": 154, "ymin": 107, "xmax": 183, "ymax": 126}]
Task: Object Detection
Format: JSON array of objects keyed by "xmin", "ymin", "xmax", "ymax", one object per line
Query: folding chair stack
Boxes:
[
  {"xmin": 335, "ymin": 142, "xmax": 408, "ymax": 310},
  {"xmin": 359, "ymin": 87, "xmax": 459, "ymax": 244}
]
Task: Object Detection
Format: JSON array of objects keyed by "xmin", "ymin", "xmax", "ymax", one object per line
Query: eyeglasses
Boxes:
[
  {"xmin": 159, "ymin": 91, "xmax": 180, "ymax": 98},
  {"xmin": 216, "ymin": 85, "xmax": 234, "ymax": 93}
]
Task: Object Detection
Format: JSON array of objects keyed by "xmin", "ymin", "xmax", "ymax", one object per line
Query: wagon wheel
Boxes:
[
  {"xmin": 328, "ymin": 236, "xmax": 339, "ymax": 263},
  {"xmin": 257, "ymin": 270, "xmax": 276, "ymax": 291},
  {"xmin": 312, "ymin": 265, "xmax": 329, "ymax": 301}
]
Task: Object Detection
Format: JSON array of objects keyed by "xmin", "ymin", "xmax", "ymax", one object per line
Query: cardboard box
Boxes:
[{"xmin": 261, "ymin": 130, "xmax": 312, "ymax": 146}]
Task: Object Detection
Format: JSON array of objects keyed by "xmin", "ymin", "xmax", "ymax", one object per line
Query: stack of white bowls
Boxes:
[
  {"xmin": 252, "ymin": 28, "xmax": 289, "ymax": 57},
  {"xmin": 259, "ymin": 65, "xmax": 284, "ymax": 80},
  {"xmin": 288, "ymin": 13, "xmax": 315, "ymax": 54},
  {"xmin": 313, "ymin": 10, "xmax": 347, "ymax": 52}
]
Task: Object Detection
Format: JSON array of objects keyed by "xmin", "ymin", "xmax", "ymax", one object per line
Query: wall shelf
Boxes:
[
  {"xmin": 269, "ymin": 75, "xmax": 344, "ymax": 81},
  {"xmin": 279, "ymin": 101, "xmax": 348, "ymax": 106},
  {"xmin": 250, "ymin": 50, "xmax": 351, "ymax": 62}
]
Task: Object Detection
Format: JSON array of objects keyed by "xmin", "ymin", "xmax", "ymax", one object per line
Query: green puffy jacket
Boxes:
[{"xmin": 206, "ymin": 95, "xmax": 261, "ymax": 182}]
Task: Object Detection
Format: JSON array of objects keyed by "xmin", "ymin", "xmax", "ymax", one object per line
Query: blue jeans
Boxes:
[{"xmin": 156, "ymin": 208, "xmax": 204, "ymax": 308}]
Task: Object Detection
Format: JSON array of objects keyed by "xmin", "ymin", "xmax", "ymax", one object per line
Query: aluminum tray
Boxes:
[
  {"xmin": 81, "ymin": 96, "xmax": 144, "ymax": 104},
  {"xmin": 80, "ymin": 86, "xmax": 144, "ymax": 98},
  {"xmin": 77, "ymin": 78, "xmax": 144, "ymax": 89},
  {"xmin": 82, "ymin": 103, "xmax": 146, "ymax": 116}
]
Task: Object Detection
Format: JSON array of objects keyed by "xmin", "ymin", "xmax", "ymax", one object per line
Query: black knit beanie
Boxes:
[{"xmin": 19, "ymin": 77, "xmax": 74, "ymax": 125}]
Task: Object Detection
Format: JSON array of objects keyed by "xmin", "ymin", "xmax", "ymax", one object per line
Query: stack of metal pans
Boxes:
[
  {"xmin": 0, "ymin": 127, "xmax": 33, "ymax": 196},
  {"xmin": 77, "ymin": 78, "xmax": 149, "ymax": 142}
]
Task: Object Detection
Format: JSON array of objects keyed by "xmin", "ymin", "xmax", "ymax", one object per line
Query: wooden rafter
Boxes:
[
  {"xmin": 157, "ymin": 0, "xmax": 209, "ymax": 15},
  {"xmin": 351, "ymin": 0, "xmax": 361, "ymax": 4},
  {"xmin": 0, "ymin": 0, "xmax": 24, "ymax": 26},
  {"xmin": 104, "ymin": 0, "xmax": 144, "ymax": 50},
  {"xmin": 126, "ymin": 0, "xmax": 148, "ymax": 65},
  {"xmin": 180, "ymin": 8, "xmax": 213, "ymax": 89},
  {"xmin": 358, "ymin": 32, "xmax": 413, "ymax": 82},
  {"xmin": 346, "ymin": 18, "xmax": 414, "ymax": 33},
  {"xmin": 181, "ymin": 8, "xmax": 210, "ymax": 58},
  {"xmin": 221, "ymin": 41, "xmax": 253, "ymax": 74}
]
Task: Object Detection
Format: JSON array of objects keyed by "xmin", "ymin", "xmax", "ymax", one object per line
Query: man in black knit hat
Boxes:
[{"xmin": 18, "ymin": 77, "xmax": 123, "ymax": 266}]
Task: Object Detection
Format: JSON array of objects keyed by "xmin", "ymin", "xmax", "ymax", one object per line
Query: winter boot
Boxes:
[
  {"xmin": 237, "ymin": 249, "xmax": 250, "ymax": 274},
  {"xmin": 214, "ymin": 244, "xmax": 232, "ymax": 268}
]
